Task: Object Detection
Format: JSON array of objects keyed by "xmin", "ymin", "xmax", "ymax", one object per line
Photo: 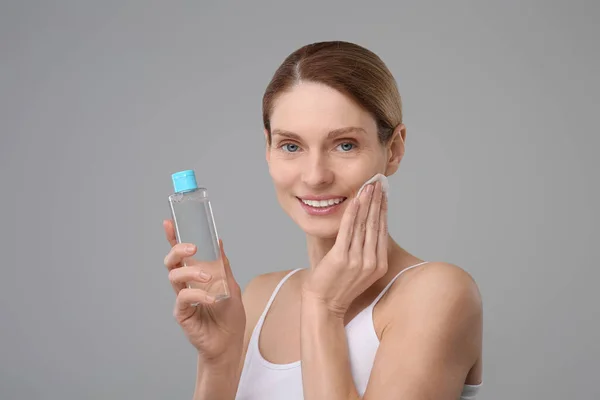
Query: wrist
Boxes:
[
  {"xmin": 197, "ymin": 346, "xmax": 242, "ymax": 371},
  {"xmin": 301, "ymin": 293, "xmax": 346, "ymax": 321},
  {"xmin": 195, "ymin": 351, "xmax": 242, "ymax": 400}
]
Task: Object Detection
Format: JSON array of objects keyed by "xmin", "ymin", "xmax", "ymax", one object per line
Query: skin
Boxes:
[{"xmin": 162, "ymin": 81, "xmax": 483, "ymax": 399}]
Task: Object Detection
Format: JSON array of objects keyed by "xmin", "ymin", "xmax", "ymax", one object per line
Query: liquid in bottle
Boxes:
[{"xmin": 168, "ymin": 170, "xmax": 229, "ymax": 302}]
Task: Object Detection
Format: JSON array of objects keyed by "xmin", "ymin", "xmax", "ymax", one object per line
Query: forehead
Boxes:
[{"xmin": 269, "ymin": 81, "xmax": 377, "ymax": 135}]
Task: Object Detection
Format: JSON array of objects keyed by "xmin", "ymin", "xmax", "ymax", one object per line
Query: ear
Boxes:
[
  {"xmin": 384, "ymin": 124, "xmax": 406, "ymax": 176},
  {"xmin": 264, "ymin": 128, "xmax": 271, "ymax": 163}
]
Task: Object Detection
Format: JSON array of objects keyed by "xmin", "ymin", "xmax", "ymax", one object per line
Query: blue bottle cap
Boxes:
[{"xmin": 171, "ymin": 170, "xmax": 198, "ymax": 193}]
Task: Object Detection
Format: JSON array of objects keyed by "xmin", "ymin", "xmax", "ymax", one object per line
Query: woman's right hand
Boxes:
[{"xmin": 162, "ymin": 219, "xmax": 246, "ymax": 365}]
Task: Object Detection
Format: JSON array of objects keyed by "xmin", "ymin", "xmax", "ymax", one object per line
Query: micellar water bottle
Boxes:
[{"xmin": 168, "ymin": 170, "xmax": 230, "ymax": 302}]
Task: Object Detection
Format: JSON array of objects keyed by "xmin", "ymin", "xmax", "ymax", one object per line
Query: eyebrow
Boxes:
[{"xmin": 271, "ymin": 126, "xmax": 367, "ymax": 141}]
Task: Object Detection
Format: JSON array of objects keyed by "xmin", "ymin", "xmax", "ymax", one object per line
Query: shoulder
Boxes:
[
  {"xmin": 241, "ymin": 269, "xmax": 299, "ymax": 328},
  {"xmin": 236, "ymin": 270, "xmax": 299, "ymax": 374},
  {"xmin": 398, "ymin": 261, "xmax": 481, "ymax": 300},
  {"xmin": 242, "ymin": 269, "xmax": 296, "ymax": 304},
  {"xmin": 390, "ymin": 262, "xmax": 482, "ymax": 332},
  {"xmin": 369, "ymin": 263, "xmax": 483, "ymax": 396}
]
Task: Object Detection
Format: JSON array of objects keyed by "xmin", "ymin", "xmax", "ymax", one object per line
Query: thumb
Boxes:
[{"xmin": 219, "ymin": 239, "xmax": 237, "ymax": 284}]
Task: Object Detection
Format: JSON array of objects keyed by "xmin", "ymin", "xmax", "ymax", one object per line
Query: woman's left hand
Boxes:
[{"xmin": 301, "ymin": 180, "xmax": 388, "ymax": 318}]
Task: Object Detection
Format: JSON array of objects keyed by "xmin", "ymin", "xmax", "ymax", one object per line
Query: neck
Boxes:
[{"xmin": 306, "ymin": 233, "xmax": 405, "ymax": 270}]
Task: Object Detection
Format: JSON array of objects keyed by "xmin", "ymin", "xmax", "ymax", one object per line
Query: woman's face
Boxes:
[{"xmin": 266, "ymin": 82, "xmax": 402, "ymax": 239}]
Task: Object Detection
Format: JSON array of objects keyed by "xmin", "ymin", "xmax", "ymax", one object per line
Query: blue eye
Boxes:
[
  {"xmin": 338, "ymin": 142, "xmax": 355, "ymax": 152},
  {"xmin": 282, "ymin": 143, "xmax": 300, "ymax": 152}
]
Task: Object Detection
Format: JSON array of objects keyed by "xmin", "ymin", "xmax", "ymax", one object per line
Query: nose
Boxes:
[{"xmin": 301, "ymin": 152, "xmax": 334, "ymax": 188}]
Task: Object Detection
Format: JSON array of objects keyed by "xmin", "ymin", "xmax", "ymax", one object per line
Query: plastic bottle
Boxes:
[{"xmin": 168, "ymin": 170, "xmax": 230, "ymax": 302}]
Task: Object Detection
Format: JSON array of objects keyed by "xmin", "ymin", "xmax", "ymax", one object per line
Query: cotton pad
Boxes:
[{"xmin": 356, "ymin": 173, "xmax": 389, "ymax": 198}]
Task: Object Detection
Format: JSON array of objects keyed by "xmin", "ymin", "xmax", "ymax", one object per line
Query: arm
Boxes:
[
  {"xmin": 194, "ymin": 351, "xmax": 243, "ymax": 400},
  {"xmin": 300, "ymin": 295, "xmax": 361, "ymax": 400},
  {"xmin": 364, "ymin": 263, "xmax": 482, "ymax": 399},
  {"xmin": 300, "ymin": 263, "xmax": 482, "ymax": 400}
]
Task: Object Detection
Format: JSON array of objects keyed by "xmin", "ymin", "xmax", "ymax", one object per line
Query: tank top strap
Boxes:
[
  {"xmin": 257, "ymin": 268, "xmax": 304, "ymax": 323},
  {"xmin": 369, "ymin": 261, "xmax": 430, "ymax": 307}
]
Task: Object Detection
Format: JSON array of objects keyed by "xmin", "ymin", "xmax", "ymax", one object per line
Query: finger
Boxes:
[
  {"xmin": 169, "ymin": 266, "xmax": 212, "ymax": 285},
  {"xmin": 163, "ymin": 219, "xmax": 178, "ymax": 247},
  {"xmin": 363, "ymin": 181, "xmax": 383, "ymax": 270},
  {"xmin": 334, "ymin": 196, "xmax": 360, "ymax": 252},
  {"xmin": 176, "ymin": 288, "xmax": 216, "ymax": 310},
  {"xmin": 376, "ymin": 190, "xmax": 389, "ymax": 272},
  {"xmin": 164, "ymin": 243, "xmax": 197, "ymax": 271},
  {"xmin": 349, "ymin": 183, "xmax": 374, "ymax": 259},
  {"xmin": 219, "ymin": 239, "xmax": 233, "ymax": 280},
  {"xmin": 168, "ymin": 265, "xmax": 212, "ymax": 294},
  {"xmin": 218, "ymin": 239, "xmax": 244, "ymax": 297}
]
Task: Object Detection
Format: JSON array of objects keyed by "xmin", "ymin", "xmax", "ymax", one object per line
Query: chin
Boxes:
[
  {"xmin": 295, "ymin": 216, "xmax": 341, "ymax": 239},
  {"xmin": 282, "ymin": 205, "xmax": 341, "ymax": 239}
]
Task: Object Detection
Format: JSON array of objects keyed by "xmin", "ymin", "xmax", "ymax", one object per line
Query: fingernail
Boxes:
[
  {"xmin": 205, "ymin": 294, "xmax": 215, "ymax": 303},
  {"xmin": 366, "ymin": 184, "xmax": 374, "ymax": 194},
  {"xmin": 199, "ymin": 271, "xmax": 211, "ymax": 280},
  {"xmin": 186, "ymin": 245, "xmax": 196, "ymax": 253}
]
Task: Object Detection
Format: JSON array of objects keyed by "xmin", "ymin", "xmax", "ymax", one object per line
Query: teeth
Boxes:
[{"xmin": 301, "ymin": 198, "xmax": 345, "ymax": 208}]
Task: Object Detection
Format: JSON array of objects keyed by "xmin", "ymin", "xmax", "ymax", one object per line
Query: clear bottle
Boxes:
[{"xmin": 168, "ymin": 170, "xmax": 230, "ymax": 302}]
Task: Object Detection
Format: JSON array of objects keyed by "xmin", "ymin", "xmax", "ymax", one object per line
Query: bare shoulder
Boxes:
[
  {"xmin": 381, "ymin": 262, "xmax": 483, "ymax": 372},
  {"xmin": 241, "ymin": 269, "xmax": 298, "ymax": 331},
  {"xmin": 242, "ymin": 270, "xmax": 295, "ymax": 309},
  {"xmin": 367, "ymin": 266, "xmax": 483, "ymax": 396},
  {"xmin": 392, "ymin": 262, "xmax": 483, "ymax": 325},
  {"xmin": 236, "ymin": 270, "xmax": 296, "ymax": 373}
]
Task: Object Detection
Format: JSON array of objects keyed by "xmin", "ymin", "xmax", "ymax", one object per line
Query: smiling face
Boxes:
[{"xmin": 265, "ymin": 81, "xmax": 404, "ymax": 239}]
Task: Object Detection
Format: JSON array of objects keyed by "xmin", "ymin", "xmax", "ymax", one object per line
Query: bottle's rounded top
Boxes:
[{"xmin": 171, "ymin": 169, "xmax": 198, "ymax": 193}]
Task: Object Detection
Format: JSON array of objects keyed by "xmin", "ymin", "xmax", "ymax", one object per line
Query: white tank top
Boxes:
[{"xmin": 235, "ymin": 263, "xmax": 482, "ymax": 399}]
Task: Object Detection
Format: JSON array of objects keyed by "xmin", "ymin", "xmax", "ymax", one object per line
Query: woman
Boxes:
[{"xmin": 162, "ymin": 41, "xmax": 483, "ymax": 400}]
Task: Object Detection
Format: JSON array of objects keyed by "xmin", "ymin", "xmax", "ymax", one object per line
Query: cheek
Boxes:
[
  {"xmin": 335, "ymin": 156, "xmax": 380, "ymax": 182},
  {"xmin": 269, "ymin": 159, "xmax": 297, "ymax": 190}
]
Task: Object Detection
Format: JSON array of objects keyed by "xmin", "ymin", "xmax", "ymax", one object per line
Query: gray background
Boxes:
[{"xmin": 1, "ymin": 1, "xmax": 598, "ymax": 399}]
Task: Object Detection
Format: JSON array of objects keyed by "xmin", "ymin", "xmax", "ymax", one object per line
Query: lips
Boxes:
[
  {"xmin": 296, "ymin": 196, "xmax": 348, "ymax": 216},
  {"xmin": 299, "ymin": 197, "xmax": 346, "ymax": 208}
]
